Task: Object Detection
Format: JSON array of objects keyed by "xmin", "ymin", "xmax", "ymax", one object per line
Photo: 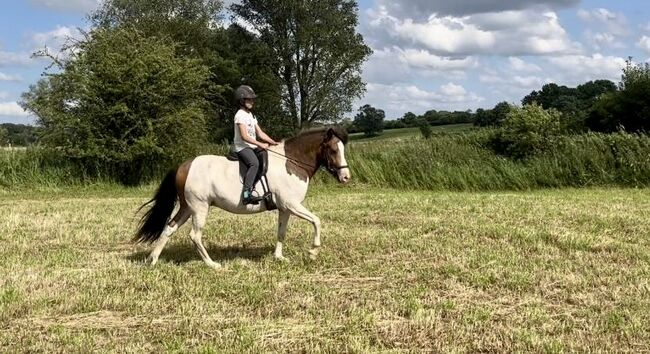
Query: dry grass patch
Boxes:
[{"xmin": 1, "ymin": 186, "xmax": 649, "ymax": 352}]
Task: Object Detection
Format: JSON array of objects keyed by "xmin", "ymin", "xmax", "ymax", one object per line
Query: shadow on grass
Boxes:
[{"xmin": 126, "ymin": 243, "xmax": 274, "ymax": 265}]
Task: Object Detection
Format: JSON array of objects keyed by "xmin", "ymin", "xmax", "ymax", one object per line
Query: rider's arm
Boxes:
[
  {"xmin": 238, "ymin": 123, "xmax": 268, "ymax": 149},
  {"xmin": 255, "ymin": 125, "xmax": 278, "ymax": 145}
]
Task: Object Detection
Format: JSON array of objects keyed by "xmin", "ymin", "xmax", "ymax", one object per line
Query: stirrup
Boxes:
[{"xmin": 243, "ymin": 190, "xmax": 264, "ymax": 205}]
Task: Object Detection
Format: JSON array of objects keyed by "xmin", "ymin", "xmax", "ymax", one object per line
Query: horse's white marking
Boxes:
[
  {"xmin": 146, "ymin": 139, "xmax": 348, "ymax": 268},
  {"xmin": 337, "ymin": 141, "xmax": 351, "ymax": 183}
]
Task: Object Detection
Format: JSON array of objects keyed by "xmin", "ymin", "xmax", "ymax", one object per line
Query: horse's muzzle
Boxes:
[{"xmin": 338, "ymin": 169, "xmax": 351, "ymax": 184}]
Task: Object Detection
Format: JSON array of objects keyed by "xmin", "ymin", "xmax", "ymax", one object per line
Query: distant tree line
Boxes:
[
  {"xmin": 350, "ymin": 58, "xmax": 649, "ymax": 137},
  {"xmin": 476, "ymin": 58, "xmax": 650, "ymax": 134},
  {"xmin": 0, "ymin": 124, "xmax": 38, "ymax": 146}
]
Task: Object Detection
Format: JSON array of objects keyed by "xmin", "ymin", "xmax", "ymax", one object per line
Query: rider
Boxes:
[{"xmin": 233, "ymin": 85, "xmax": 279, "ymax": 205}]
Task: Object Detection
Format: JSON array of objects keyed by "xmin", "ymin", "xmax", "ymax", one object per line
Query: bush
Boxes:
[
  {"xmin": 587, "ymin": 60, "xmax": 650, "ymax": 132},
  {"xmin": 21, "ymin": 28, "xmax": 212, "ymax": 185},
  {"xmin": 491, "ymin": 104, "xmax": 563, "ymax": 159},
  {"xmin": 418, "ymin": 119, "xmax": 432, "ymax": 140}
]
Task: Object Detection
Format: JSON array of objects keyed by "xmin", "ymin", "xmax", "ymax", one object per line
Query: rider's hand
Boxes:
[
  {"xmin": 260, "ymin": 142, "xmax": 270, "ymax": 149},
  {"xmin": 270, "ymin": 140, "xmax": 279, "ymax": 146}
]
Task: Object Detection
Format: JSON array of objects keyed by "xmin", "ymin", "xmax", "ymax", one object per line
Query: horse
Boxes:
[{"xmin": 134, "ymin": 127, "xmax": 350, "ymax": 269}]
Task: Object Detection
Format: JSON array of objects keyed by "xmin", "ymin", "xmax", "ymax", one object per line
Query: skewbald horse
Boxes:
[{"xmin": 134, "ymin": 127, "xmax": 350, "ymax": 268}]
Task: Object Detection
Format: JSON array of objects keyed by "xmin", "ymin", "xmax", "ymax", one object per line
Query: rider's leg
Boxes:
[{"xmin": 237, "ymin": 148, "xmax": 262, "ymax": 204}]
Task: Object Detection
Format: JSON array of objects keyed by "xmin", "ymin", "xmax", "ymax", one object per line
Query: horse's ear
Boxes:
[{"xmin": 326, "ymin": 127, "xmax": 334, "ymax": 140}]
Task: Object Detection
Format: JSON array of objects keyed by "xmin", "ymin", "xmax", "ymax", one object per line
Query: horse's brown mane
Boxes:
[{"xmin": 285, "ymin": 126, "xmax": 349, "ymax": 146}]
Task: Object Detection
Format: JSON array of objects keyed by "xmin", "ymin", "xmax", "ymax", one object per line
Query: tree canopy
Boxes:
[{"xmin": 232, "ymin": 0, "xmax": 372, "ymax": 129}]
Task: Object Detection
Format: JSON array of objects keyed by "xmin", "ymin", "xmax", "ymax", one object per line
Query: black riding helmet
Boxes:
[{"xmin": 235, "ymin": 85, "xmax": 257, "ymax": 106}]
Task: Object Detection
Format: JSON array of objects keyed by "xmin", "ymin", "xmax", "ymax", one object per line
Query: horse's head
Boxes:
[{"xmin": 320, "ymin": 127, "xmax": 351, "ymax": 184}]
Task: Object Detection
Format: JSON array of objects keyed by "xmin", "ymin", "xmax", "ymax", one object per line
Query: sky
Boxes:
[{"xmin": 1, "ymin": 0, "xmax": 650, "ymax": 124}]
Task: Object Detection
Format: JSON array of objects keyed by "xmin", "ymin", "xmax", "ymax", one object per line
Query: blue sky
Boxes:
[{"xmin": 1, "ymin": 0, "xmax": 649, "ymax": 124}]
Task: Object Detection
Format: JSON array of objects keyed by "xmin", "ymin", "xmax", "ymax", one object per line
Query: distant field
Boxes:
[
  {"xmin": 1, "ymin": 185, "xmax": 649, "ymax": 352},
  {"xmin": 349, "ymin": 124, "xmax": 476, "ymax": 142},
  {"xmin": 0, "ymin": 146, "xmax": 27, "ymax": 151}
]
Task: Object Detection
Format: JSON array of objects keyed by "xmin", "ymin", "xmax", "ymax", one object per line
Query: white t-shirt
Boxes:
[{"xmin": 233, "ymin": 109, "xmax": 258, "ymax": 152}]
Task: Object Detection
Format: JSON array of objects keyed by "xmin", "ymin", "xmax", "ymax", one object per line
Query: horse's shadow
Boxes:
[{"xmin": 126, "ymin": 243, "xmax": 274, "ymax": 265}]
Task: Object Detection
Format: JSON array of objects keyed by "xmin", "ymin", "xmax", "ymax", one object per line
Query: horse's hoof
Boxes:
[
  {"xmin": 146, "ymin": 256, "xmax": 157, "ymax": 266},
  {"xmin": 274, "ymin": 255, "xmax": 289, "ymax": 262},
  {"xmin": 207, "ymin": 261, "xmax": 222, "ymax": 270},
  {"xmin": 308, "ymin": 248, "xmax": 319, "ymax": 260}
]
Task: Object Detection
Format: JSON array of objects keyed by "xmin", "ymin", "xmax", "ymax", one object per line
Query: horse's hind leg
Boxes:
[
  {"xmin": 147, "ymin": 206, "xmax": 191, "ymax": 265},
  {"xmin": 189, "ymin": 203, "xmax": 221, "ymax": 269}
]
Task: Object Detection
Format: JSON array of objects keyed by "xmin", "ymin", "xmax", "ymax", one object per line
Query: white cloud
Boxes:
[
  {"xmin": 546, "ymin": 54, "xmax": 626, "ymax": 84},
  {"xmin": 365, "ymin": 7, "xmax": 579, "ymax": 56},
  {"xmin": 0, "ymin": 51, "xmax": 33, "ymax": 67},
  {"xmin": 638, "ymin": 36, "xmax": 650, "ymax": 54},
  {"xmin": 360, "ymin": 82, "xmax": 483, "ymax": 117},
  {"xmin": 29, "ymin": 26, "xmax": 84, "ymax": 58},
  {"xmin": 584, "ymin": 31, "xmax": 626, "ymax": 50},
  {"xmin": 28, "ymin": 0, "xmax": 100, "ymax": 13},
  {"xmin": 377, "ymin": 0, "xmax": 578, "ymax": 18},
  {"xmin": 399, "ymin": 49, "xmax": 478, "ymax": 71},
  {"xmin": 577, "ymin": 8, "xmax": 629, "ymax": 50},
  {"xmin": 509, "ymin": 57, "xmax": 542, "ymax": 72},
  {"xmin": 362, "ymin": 47, "xmax": 477, "ymax": 84},
  {"xmin": 577, "ymin": 8, "xmax": 628, "ymax": 35},
  {"xmin": 0, "ymin": 92, "xmax": 9, "ymax": 100},
  {"xmin": 0, "ymin": 102, "xmax": 30, "ymax": 117},
  {"xmin": 512, "ymin": 75, "xmax": 545, "ymax": 89},
  {"xmin": 0, "ymin": 72, "xmax": 21, "ymax": 82}
]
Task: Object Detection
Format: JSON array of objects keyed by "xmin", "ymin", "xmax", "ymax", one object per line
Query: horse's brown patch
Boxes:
[
  {"xmin": 283, "ymin": 127, "xmax": 348, "ymax": 182},
  {"xmin": 175, "ymin": 159, "xmax": 193, "ymax": 208}
]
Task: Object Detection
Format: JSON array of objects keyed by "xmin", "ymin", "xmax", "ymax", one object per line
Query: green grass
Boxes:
[{"xmin": 1, "ymin": 185, "xmax": 649, "ymax": 352}]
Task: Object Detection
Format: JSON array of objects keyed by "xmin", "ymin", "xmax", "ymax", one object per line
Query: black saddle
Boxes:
[
  {"xmin": 227, "ymin": 147, "xmax": 276, "ymax": 210},
  {"xmin": 227, "ymin": 147, "xmax": 269, "ymax": 185}
]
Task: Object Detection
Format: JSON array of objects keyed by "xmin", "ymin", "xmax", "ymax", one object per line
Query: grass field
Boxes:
[
  {"xmin": 2, "ymin": 184, "xmax": 649, "ymax": 352},
  {"xmin": 349, "ymin": 124, "xmax": 475, "ymax": 142}
]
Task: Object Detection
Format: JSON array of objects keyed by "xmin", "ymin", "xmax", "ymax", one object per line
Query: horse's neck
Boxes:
[{"xmin": 281, "ymin": 138, "xmax": 321, "ymax": 178}]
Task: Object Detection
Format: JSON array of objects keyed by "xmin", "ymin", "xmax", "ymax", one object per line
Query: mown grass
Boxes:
[{"xmin": 1, "ymin": 185, "xmax": 649, "ymax": 352}]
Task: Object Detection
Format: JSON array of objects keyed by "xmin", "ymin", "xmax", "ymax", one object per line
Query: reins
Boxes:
[{"xmin": 265, "ymin": 146, "xmax": 349, "ymax": 175}]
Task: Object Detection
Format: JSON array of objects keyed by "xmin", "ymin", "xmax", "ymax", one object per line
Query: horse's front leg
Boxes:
[
  {"xmin": 274, "ymin": 210, "xmax": 291, "ymax": 261},
  {"xmin": 286, "ymin": 203, "xmax": 321, "ymax": 259}
]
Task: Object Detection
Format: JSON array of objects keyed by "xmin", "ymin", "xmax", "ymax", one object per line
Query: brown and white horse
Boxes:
[{"xmin": 134, "ymin": 127, "xmax": 350, "ymax": 268}]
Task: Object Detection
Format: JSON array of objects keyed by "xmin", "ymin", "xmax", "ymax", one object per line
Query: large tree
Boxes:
[
  {"xmin": 91, "ymin": 0, "xmax": 245, "ymax": 141},
  {"xmin": 232, "ymin": 0, "xmax": 372, "ymax": 129},
  {"xmin": 21, "ymin": 28, "xmax": 212, "ymax": 184}
]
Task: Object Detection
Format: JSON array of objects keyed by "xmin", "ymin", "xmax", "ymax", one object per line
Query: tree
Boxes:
[
  {"xmin": 21, "ymin": 28, "xmax": 212, "ymax": 185},
  {"xmin": 400, "ymin": 112, "xmax": 418, "ymax": 127},
  {"xmin": 587, "ymin": 59, "xmax": 650, "ymax": 132},
  {"xmin": 232, "ymin": 0, "xmax": 372, "ymax": 129},
  {"xmin": 91, "ymin": 0, "xmax": 242, "ymax": 142},
  {"xmin": 354, "ymin": 104, "xmax": 384, "ymax": 136}
]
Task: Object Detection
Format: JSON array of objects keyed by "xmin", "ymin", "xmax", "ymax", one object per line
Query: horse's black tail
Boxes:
[{"xmin": 134, "ymin": 169, "xmax": 178, "ymax": 244}]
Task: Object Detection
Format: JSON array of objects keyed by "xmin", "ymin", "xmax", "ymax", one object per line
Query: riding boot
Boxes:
[{"xmin": 242, "ymin": 188, "xmax": 263, "ymax": 205}]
